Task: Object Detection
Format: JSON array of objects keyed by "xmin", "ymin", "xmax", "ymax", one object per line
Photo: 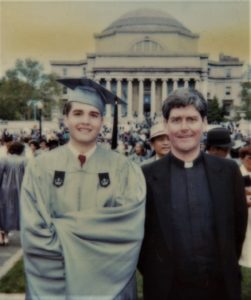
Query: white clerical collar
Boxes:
[
  {"xmin": 184, "ymin": 161, "xmax": 194, "ymax": 168},
  {"xmin": 170, "ymin": 152, "xmax": 202, "ymax": 168},
  {"xmin": 68, "ymin": 142, "xmax": 97, "ymax": 161}
]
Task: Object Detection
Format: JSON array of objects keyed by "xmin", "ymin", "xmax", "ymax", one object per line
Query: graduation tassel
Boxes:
[{"xmin": 111, "ymin": 97, "xmax": 118, "ymax": 150}]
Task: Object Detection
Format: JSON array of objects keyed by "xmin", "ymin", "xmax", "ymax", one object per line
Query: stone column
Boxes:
[
  {"xmin": 138, "ymin": 79, "xmax": 144, "ymax": 121},
  {"xmin": 106, "ymin": 79, "xmax": 112, "ymax": 119},
  {"xmin": 150, "ymin": 79, "xmax": 156, "ymax": 119},
  {"xmin": 201, "ymin": 75, "xmax": 208, "ymax": 99},
  {"xmin": 195, "ymin": 79, "xmax": 200, "ymax": 91},
  {"xmin": 162, "ymin": 78, "xmax": 167, "ymax": 102},
  {"xmin": 184, "ymin": 79, "xmax": 189, "ymax": 88},
  {"xmin": 116, "ymin": 79, "xmax": 122, "ymax": 118},
  {"xmin": 127, "ymin": 79, "xmax": 133, "ymax": 120},
  {"xmin": 173, "ymin": 79, "xmax": 178, "ymax": 90}
]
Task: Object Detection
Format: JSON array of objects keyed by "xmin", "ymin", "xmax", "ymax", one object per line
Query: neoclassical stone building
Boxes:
[{"xmin": 51, "ymin": 9, "xmax": 244, "ymax": 121}]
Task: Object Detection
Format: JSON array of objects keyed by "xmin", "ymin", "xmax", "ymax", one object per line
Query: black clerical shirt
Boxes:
[{"xmin": 170, "ymin": 153, "xmax": 222, "ymax": 284}]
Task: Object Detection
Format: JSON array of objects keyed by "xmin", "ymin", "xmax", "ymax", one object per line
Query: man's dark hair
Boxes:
[
  {"xmin": 29, "ymin": 140, "xmax": 40, "ymax": 150},
  {"xmin": 162, "ymin": 88, "xmax": 207, "ymax": 120},
  {"xmin": 8, "ymin": 141, "xmax": 25, "ymax": 155},
  {"xmin": 239, "ymin": 146, "xmax": 251, "ymax": 159},
  {"xmin": 2, "ymin": 133, "xmax": 13, "ymax": 143},
  {"xmin": 63, "ymin": 102, "xmax": 72, "ymax": 116},
  {"xmin": 22, "ymin": 136, "xmax": 32, "ymax": 144},
  {"xmin": 48, "ymin": 139, "xmax": 59, "ymax": 150}
]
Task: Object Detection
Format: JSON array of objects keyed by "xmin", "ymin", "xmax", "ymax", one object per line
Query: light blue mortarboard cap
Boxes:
[{"xmin": 57, "ymin": 77, "xmax": 125, "ymax": 116}]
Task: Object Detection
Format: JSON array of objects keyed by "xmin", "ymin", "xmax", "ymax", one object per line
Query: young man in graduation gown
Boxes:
[
  {"xmin": 20, "ymin": 78, "xmax": 146, "ymax": 299},
  {"xmin": 138, "ymin": 88, "xmax": 247, "ymax": 300}
]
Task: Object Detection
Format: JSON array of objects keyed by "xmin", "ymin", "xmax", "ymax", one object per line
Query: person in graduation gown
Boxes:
[
  {"xmin": 238, "ymin": 146, "xmax": 251, "ymax": 270},
  {"xmin": 20, "ymin": 78, "xmax": 146, "ymax": 300},
  {"xmin": 138, "ymin": 88, "xmax": 247, "ymax": 300},
  {"xmin": 0, "ymin": 141, "xmax": 27, "ymax": 245}
]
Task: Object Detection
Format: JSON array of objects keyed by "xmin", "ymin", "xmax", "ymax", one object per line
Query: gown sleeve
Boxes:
[
  {"xmin": 0, "ymin": 158, "xmax": 6, "ymax": 185},
  {"xmin": 20, "ymin": 159, "xmax": 66, "ymax": 298},
  {"xmin": 0, "ymin": 158, "xmax": 6, "ymax": 230},
  {"xmin": 114, "ymin": 157, "xmax": 146, "ymax": 207}
]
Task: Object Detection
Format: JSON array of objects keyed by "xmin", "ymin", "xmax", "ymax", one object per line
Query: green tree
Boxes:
[
  {"xmin": 207, "ymin": 96, "xmax": 223, "ymax": 124},
  {"xmin": 240, "ymin": 82, "xmax": 251, "ymax": 119},
  {"xmin": 0, "ymin": 77, "xmax": 29, "ymax": 119},
  {"xmin": 0, "ymin": 58, "xmax": 61, "ymax": 120}
]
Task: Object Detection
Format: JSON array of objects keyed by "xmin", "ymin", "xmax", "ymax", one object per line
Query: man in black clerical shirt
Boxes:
[{"xmin": 138, "ymin": 88, "xmax": 247, "ymax": 300}]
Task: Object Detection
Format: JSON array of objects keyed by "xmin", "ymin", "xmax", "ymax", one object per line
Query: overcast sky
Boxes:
[{"xmin": 0, "ymin": 0, "xmax": 250, "ymax": 77}]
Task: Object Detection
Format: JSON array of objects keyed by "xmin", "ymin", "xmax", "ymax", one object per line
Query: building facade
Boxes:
[{"xmin": 51, "ymin": 9, "xmax": 244, "ymax": 121}]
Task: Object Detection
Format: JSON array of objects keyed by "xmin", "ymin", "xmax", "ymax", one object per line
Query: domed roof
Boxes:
[{"xmin": 100, "ymin": 8, "xmax": 195, "ymax": 37}]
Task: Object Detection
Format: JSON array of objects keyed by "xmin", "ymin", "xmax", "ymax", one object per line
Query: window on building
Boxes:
[
  {"xmin": 99, "ymin": 79, "xmax": 106, "ymax": 88},
  {"xmin": 167, "ymin": 80, "xmax": 173, "ymax": 94},
  {"xmin": 131, "ymin": 38, "xmax": 164, "ymax": 54},
  {"xmin": 62, "ymin": 68, "xmax": 67, "ymax": 76},
  {"xmin": 225, "ymin": 68, "xmax": 231, "ymax": 78},
  {"xmin": 121, "ymin": 80, "xmax": 128, "ymax": 117},
  {"xmin": 189, "ymin": 79, "xmax": 195, "ymax": 89},
  {"xmin": 178, "ymin": 79, "xmax": 184, "ymax": 88},
  {"xmin": 222, "ymin": 100, "xmax": 233, "ymax": 116},
  {"xmin": 122, "ymin": 80, "xmax": 128, "ymax": 102},
  {"xmin": 143, "ymin": 80, "xmax": 151, "ymax": 116},
  {"xmin": 63, "ymin": 87, "xmax": 67, "ymax": 95},
  {"xmin": 225, "ymin": 86, "xmax": 231, "ymax": 96},
  {"xmin": 111, "ymin": 80, "xmax": 117, "ymax": 95}
]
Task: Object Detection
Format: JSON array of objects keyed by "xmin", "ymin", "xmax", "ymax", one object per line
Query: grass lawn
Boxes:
[
  {"xmin": 0, "ymin": 259, "xmax": 250, "ymax": 299},
  {"xmin": 242, "ymin": 267, "xmax": 251, "ymax": 300},
  {"xmin": 0, "ymin": 259, "xmax": 25, "ymax": 293}
]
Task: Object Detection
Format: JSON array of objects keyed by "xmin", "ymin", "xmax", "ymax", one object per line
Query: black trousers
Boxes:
[{"xmin": 169, "ymin": 279, "xmax": 228, "ymax": 300}]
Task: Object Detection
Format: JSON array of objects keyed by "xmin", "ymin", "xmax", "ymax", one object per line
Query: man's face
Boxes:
[
  {"xmin": 165, "ymin": 105, "xmax": 207, "ymax": 159},
  {"xmin": 242, "ymin": 154, "xmax": 251, "ymax": 172},
  {"xmin": 29, "ymin": 143, "xmax": 37, "ymax": 153},
  {"xmin": 40, "ymin": 141, "xmax": 47, "ymax": 150},
  {"xmin": 151, "ymin": 135, "xmax": 170, "ymax": 158},
  {"xmin": 135, "ymin": 143, "xmax": 144, "ymax": 155},
  {"xmin": 64, "ymin": 102, "xmax": 103, "ymax": 148}
]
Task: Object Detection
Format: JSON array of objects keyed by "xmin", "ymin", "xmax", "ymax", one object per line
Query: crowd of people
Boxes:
[{"xmin": 0, "ymin": 81, "xmax": 250, "ymax": 299}]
